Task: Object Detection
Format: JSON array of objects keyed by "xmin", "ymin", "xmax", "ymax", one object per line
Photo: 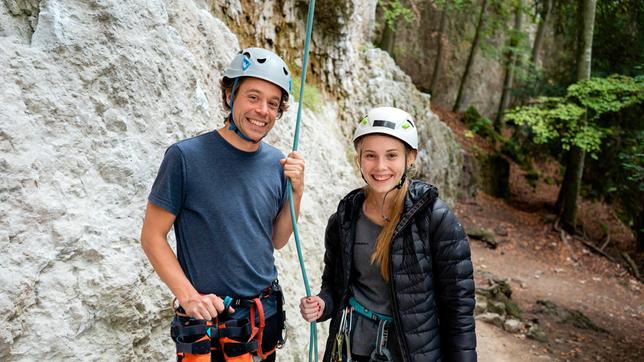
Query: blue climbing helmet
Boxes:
[
  {"xmin": 223, "ymin": 48, "xmax": 292, "ymax": 143},
  {"xmin": 223, "ymin": 47, "xmax": 292, "ymax": 96}
]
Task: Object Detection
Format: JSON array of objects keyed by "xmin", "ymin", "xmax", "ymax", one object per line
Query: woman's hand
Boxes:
[{"xmin": 299, "ymin": 295, "xmax": 325, "ymax": 322}]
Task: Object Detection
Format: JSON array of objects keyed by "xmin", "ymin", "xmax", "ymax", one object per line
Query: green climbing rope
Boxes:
[{"xmin": 288, "ymin": 0, "xmax": 317, "ymax": 361}]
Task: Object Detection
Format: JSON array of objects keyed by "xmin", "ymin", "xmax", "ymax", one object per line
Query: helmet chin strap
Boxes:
[{"xmin": 227, "ymin": 77, "xmax": 263, "ymax": 144}]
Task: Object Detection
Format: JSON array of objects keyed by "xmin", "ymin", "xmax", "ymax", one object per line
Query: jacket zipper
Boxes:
[
  {"xmin": 389, "ymin": 261, "xmax": 411, "ymax": 362},
  {"xmin": 388, "ymin": 194, "xmax": 432, "ymax": 362}
]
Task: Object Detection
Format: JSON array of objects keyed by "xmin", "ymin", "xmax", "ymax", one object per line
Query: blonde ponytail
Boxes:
[{"xmin": 369, "ymin": 179, "xmax": 409, "ymax": 281}]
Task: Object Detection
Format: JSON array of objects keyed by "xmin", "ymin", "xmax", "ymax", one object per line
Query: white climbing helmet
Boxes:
[
  {"xmin": 223, "ymin": 47, "xmax": 292, "ymax": 96},
  {"xmin": 353, "ymin": 107, "xmax": 418, "ymax": 150}
]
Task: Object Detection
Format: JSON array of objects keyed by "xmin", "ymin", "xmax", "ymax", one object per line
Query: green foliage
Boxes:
[
  {"xmin": 568, "ymin": 75, "xmax": 644, "ymax": 114},
  {"xmin": 617, "ymin": 130, "xmax": 644, "ymax": 194},
  {"xmin": 379, "ymin": 0, "xmax": 414, "ymax": 31},
  {"xmin": 505, "ymin": 75, "xmax": 644, "ymax": 157},
  {"xmin": 593, "ymin": 0, "xmax": 644, "ymax": 77},
  {"xmin": 620, "ymin": 152, "xmax": 644, "ymax": 191},
  {"xmin": 291, "ymin": 77, "xmax": 323, "ymax": 112},
  {"xmin": 479, "ymin": 0, "xmax": 531, "ymax": 62},
  {"xmin": 512, "ymin": 63, "xmax": 568, "ymax": 102},
  {"xmin": 463, "ymin": 106, "xmax": 504, "ymax": 143},
  {"xmin": 433, "ymin": 0, "xmax": 468, "ymax": 10},
  {"xmin": 548, "ymin": 0, "xmax": 643, "ymax": 82}
]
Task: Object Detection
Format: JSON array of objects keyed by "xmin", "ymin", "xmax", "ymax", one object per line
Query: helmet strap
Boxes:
[
  {"xmin": 395, "ymin": 153, "xmax": 408, "ymax": 189},
  {"xmin": 227, "ymin": 77, "xmax": 262, "ymax": 144}
]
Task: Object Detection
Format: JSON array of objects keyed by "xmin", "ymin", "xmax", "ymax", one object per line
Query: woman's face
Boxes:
[{"xmin": 357, "ymin": 134, "xmax": 416, "ymax": 195}]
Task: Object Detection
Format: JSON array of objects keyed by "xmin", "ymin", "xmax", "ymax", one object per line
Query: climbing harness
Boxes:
[
  {"xmin": 330, "ymin": 297, "xmax": 395, "ymax": 362},
  {"xmin": 288, "ymin": 0, "xmax": 318, "ymax": 361},
  {"xmin": 170, "ymin": 281, "xmax": 285, "ymax": 362},
  {"xmin": 348, "ymin": 297, "xmax": 393, "ymax": 323}
]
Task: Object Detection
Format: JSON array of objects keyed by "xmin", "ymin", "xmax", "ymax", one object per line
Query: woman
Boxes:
[{"xmin": 300, "ymin": 107, "xmax": 477, "ymax": 362}]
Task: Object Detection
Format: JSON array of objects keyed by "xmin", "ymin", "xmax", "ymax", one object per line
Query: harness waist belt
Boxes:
[
  {"xmin": 225, "ymin": 280, "xmax": 280, "ymax": 309},
  {"xmin": 349, "ymin": 296, "xmax": 393, "ymax": 322}
]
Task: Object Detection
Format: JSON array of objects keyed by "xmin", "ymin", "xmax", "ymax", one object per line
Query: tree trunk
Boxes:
[
  {"xmin": 576, "ymin": 0, "xmax": 596, "ymax": 81},
  {"xmin": 557, "ymin": 0, "xmax": 596, "ymax": 231},
  {"xmin": 381, "ymin": 23, "xmax": 396, "ymax": 55},
  {"xmin": 637, "ymin": 211, "xmax": 643, "ymax": 252},
  {"xmin": 559, "ymin": 146, "xmax": 586, "ymax": 232},
  {"xmin": 453, "ymin": 0, "xmax": 488, "ymax": 112},
  {"xmin": 531, "ymin": 0, "xmax": 553, "ymax": 65},
  {"xmin": 430, "ymin": 0, "xmax": 450, "ymax": 94},
  {"xmin": 495, "ymin": 0, "xmax": 524, "ymax": 130}
]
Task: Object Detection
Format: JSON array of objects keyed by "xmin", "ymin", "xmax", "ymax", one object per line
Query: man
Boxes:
[{"xmin": 141, "ymin": 47, "xmax": 304, "ymax": 361}]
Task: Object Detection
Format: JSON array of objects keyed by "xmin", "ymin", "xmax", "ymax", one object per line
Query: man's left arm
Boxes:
[{"xmin": 272, "ymin": 151, "xmax": 305, "ymax": 249}]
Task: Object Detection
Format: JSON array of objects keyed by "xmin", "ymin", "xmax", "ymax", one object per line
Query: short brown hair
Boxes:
[{"xmin": 220, "ymin": 77, "xmax": 290, "ymax": 120}]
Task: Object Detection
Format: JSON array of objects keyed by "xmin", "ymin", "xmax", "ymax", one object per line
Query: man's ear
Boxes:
[{"xmin": 225, "ymin": 89, "xmax": 232, "ymax": 107}]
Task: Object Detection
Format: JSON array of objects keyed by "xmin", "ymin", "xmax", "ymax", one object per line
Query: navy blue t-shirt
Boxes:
[{"xmin": 148, "ymin": 130, "xmax": 286, "ymax": 317}]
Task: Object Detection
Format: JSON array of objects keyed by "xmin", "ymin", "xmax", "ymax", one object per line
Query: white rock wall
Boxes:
[{"xmin": 0, "ymin": 0, "xmax": 464, "ymax": 360}]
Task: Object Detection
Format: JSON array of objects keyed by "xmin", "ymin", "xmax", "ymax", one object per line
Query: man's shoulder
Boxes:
[
  {"xmin": 260, "ymin": 142, "xmax": 286, "ymax": 160},
  {"xmin": 172, "ymin": 131, "xmax": 214, "ymax": 153}
]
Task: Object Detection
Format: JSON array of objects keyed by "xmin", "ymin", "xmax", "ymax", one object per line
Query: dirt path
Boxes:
[
  {"xmin": 460, "ymin": 194, "xmax": 643, "ymax": 361},
  {"xmin": 476, "ymin": 321, "xmax": 553, "ymax": 361}
]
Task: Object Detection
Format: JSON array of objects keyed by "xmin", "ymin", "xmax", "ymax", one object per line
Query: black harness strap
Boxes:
[
  {"xmin": 223, "ymin": 339, "xmax": 259, "ymax": 357},
  {"xmin": 175, "ymin": 339, "xmax": 211, "ymax": 355}
]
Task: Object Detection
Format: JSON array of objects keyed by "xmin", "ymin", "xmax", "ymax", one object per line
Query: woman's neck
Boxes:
[{"xmin": 363, "ymin": 188, "xmax": 399, "ymax": 225}]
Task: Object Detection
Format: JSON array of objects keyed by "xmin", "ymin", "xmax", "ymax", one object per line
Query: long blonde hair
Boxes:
[
  {"xmin": 368, "ymin": 180, "xmax": 409, "ymax": 281},
  {"xmin": 355, "ymin": 138, "xmax": 414, "ymax": 281}
]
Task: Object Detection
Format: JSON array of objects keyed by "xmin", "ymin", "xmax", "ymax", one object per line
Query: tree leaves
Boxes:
[{"xmin": 505, "ymin": 75, "xmax": 644, "ymax": 157}]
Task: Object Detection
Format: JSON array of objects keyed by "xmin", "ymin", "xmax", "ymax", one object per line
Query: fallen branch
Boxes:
[
  {"xmin": 553, "ymin": 217, "xmax": 561, "ymax": 232},
  {"xmin": 560, "ymin": 229, "xmax": 579, "ymax": 262},
  {"xmin": 574, "ymin": 235, "xmax": 615, "ymax": 262},
  {"xmin": 599, "ymin": 231, "xmax": 611, "ymax": 251},
  {"xmin": 622, "ymin": 252, "xmax": 641, "ymax": 280},
  {"xmin": 553, "ymin": 218, "xmax": 578, "ymax": 263}
]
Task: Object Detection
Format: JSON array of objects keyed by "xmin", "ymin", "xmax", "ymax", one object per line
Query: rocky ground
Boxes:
[{"xmin": 436, "ymin": 106, "xmax": 644, "ymax": 361}]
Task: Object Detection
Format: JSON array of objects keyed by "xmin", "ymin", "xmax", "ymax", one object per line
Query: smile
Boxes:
[
  {"xmin": 372, "ymin": 174, "xmax": 393, "ymax": 181},
  {"xmin": 247, "ymin": 118, "xmax": 267, "ymax": 127}
]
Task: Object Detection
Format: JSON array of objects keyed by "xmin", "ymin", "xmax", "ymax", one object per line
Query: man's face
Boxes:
[{"xmin": 228, "ymin": 77, "xmax": 283, "ymax": 142}]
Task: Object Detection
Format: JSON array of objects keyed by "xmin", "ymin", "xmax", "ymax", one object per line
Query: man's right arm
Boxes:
[{"xmin": 140, "ymin": 202, "xmax": 230, "ymax": 320}]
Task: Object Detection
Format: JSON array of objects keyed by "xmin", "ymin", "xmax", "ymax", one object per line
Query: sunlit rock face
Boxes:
[{"xmin": 0, "ymin": 0, "xmax": 463, "ymax": 360}]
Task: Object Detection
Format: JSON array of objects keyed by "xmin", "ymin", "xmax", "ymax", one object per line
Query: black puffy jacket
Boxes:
[{"xmin": 317, "ymin": 180, "xmax": 477, "ymax": 362}]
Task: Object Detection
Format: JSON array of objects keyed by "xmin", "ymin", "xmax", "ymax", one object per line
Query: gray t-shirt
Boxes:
[
  {"xmin": 350, "ymin": 208, "xmax": 403, "ymax": 359},
  {"xmin": 148, "ymin": 130, "xmax": 286, "ymax": 318}
]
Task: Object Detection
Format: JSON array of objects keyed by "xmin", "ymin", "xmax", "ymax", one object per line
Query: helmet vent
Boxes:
[
  {"xmin": 373, "ymin": 120, "xmax": 396, "ymax": 129},
  {"xmin": 243, "ymin": 51, "xmax": 251, "ymax": 58},
  {"xmin": 283, "ymin": 67, "xmax": 289, "ymax": 75},
  {"xmin": 257, "ymin": 57, "xmax": 267, "ymax": 64}
]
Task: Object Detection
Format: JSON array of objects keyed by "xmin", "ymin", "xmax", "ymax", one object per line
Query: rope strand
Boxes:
[{"xmin": 290, "ymin": 0, "xmax": 317, "ymax": 361}]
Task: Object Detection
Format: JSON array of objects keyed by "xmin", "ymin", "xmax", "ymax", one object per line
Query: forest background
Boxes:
[{"xmin": 379, "ymin": 0, "xmax": 643, "ymax": 248}]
